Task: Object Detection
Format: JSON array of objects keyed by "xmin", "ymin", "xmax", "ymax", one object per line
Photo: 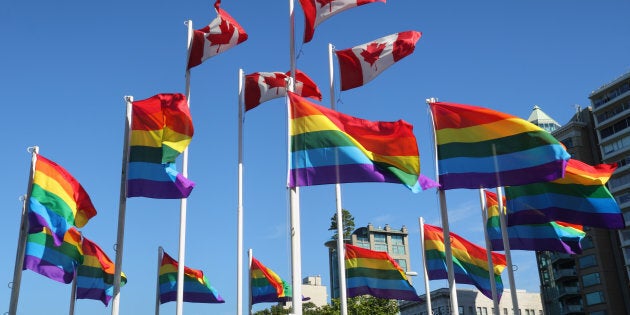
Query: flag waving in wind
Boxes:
[
  {"xmin": 158, "ymin": 251, "xmax": 224, "ymax": 304},
  {"xmin": 428, "ymin": 101, "xmax": 570, "ymax": 189},
  {"xmin": 424, "ymin": 223, "xmax": 507, "ymax": 301},
  {"xmin": 336, "ymin": 31, "xmax": 421, "ymax": 91},
  {"xmin": 76, "ymin": 237, "xmax": 128, "ymax": 306},
  {"xmin": 127, "ymin": 93, "xmax": 195, "ymax": 199},
  {"xmin": 187, "ymin": 0, "xmax": 248, "ymax": 69},
  {"xmin": 484, "ymin": 189, "xmax": 586, "ymax": 255},
  {"xmin": 23, "ymin": 227, "xmax": 83, "ymax": 284},
  {"xmin": 250, "ymin": 257, "xmax": 291, "ymax": 304},
  {"xmin": 288, "ymin": 92, "xmax": 436, "ymax": 192},
  {"xmin": 506, "ymin": 159, "xmax": 624, "ymax": 229},
  {"xmin": 245, "ymin": 70, "xmax": 322, "ymax": 111},
  {"xmin": 299, "ymin": 0, "xmax": 386, "ymax": 43},
  {"xmin": 29, "ymin": 154, "xmax": 97, "ymax": 246}
]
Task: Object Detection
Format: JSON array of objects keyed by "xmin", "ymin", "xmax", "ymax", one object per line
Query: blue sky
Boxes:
[{"xmin": 2, "ymin": 1, "xmax": 630, "ymax": 314}]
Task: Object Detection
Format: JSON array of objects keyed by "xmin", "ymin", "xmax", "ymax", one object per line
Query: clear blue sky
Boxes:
[{"xmin": 2, "ymin": 1, "xmax": 630, "ymax": 314}]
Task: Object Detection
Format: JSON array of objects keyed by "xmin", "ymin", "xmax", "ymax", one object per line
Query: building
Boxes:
[
  {"xmin": 301, "ymin": 275, "xmax": 328, "ymax": 307},
  {"xmin": 398, "ymin": 288, "xmax": 543, "ymax": 315},
  {"xmin": 529, "ymin": 102, "xmax": 630, "ymax": 314},
  {"xmin": 325, "ymin": 223, "xmax": 413, "ymax": 299},
  {"xmin": 589, "ymin": 71, "xmax": 630, "ymax": 313},
  {"xmin": 528, "ymin": 105, "xmax": 561, "ymax": 133}
]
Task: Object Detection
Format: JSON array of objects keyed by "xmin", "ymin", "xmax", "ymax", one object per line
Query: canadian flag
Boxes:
[
  {"xmin": 187, "ymin": 0, "xmax": 248, "ymax": 69},
  {"xmin": 245, "ymin": 70, "xmax": 322, "ymax": 111},
  {"xmin": 299, "ymin": 0, "xmax": 386, "ymax": 43},
  {"xmin": 335, "ymin": 30, "xmax": 421, "ymax": 91}
]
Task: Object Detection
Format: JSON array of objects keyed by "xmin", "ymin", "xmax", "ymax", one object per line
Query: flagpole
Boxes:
[
  {"xmin": 69, "ymin": 272, "xmax": 77, "ymax": 315},
  {"xmin": 426, "ymin": 98, "xmax": 459, "ymax": 315},
  {"xmin": 9, "ymin": 146, "xmax": 38, "ymax": 315},
  {"xmin": 247, "ymin": 249, "xmax": 253, "ymax": 315},
  {"xmin": 418, "ymin": 217, "xmax": 432, "ymax": 315},
  {"xmin": 237, "ymin": 68, "xmax": 245, "ymax": 315},
  {"xmin": 175, "ymin": 20, "xmax": 195, "ymax": 315},
  {"xmin": 496, "ymin": 186, "xmax": 519, "ymax": 313},
  {"xmin": 478, "ymin": 189, "xmax": 500, "ymax": 315},
  {"xmin": 155, "ymin": 246, "xmax": 163, "ymax": 315},
  {"xmin": 288, "ymin": 1, "xmax": 303, "ymax": 314},
  {"xmin": 328, "ymin": 42, "xmax": 348, "ymax": 315},
  {"xmin": 111, "ymin": 97, "xmax": 133, "ymax": 315}
]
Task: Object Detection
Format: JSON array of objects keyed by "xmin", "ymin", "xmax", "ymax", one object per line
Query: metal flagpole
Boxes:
[
  {"xmin": 155, "ymin": 246, "xmax": 163, "ymax": 315},
  {"xmin": 69, "ymin": 272, "xmax": 77, "ymax": 315},
  {"xmin": 288, "ymin": 1, "xmax": 302, "ymax": 314},
  {"xmin": 9, "ymin": 146, "xmax": 38, "ymax": 315},
  {"xmin": 237, "ymin": 68, "xmax": 245, "ymax": 315},
  {"xmin": 175, "ymin": 19, "xmax": 195, "ymax": 315},
  {"xmin": 496, "ymin": 186, "xmax": 519, "ymax": 313},
  {"xmin": 247, "ymin": 249, "xmax": 253, "ymax": 315},
  {"xmin": 426, "ymin": 98, "xmax": 459, "ymax": 315},
  {"xmin": 328, "ymin": 42, "xmax": 348, "ymax": 315},
  {"xmin": 418, "ymin": 217, "xmax": 432, "ymax": 315},
  {"xmin": 111, "ymin": 97, "xmax": 132, "ymax": 315},
  {"xmin": 478, "ymin": 189, "xmax": 500, "ymax": 315}
]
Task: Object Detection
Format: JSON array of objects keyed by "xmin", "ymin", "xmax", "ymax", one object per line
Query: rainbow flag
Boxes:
[
  {"xmin": 423, "ymin": 223, "xmax": 506, "ymax": 300},
  {"xmin": 250, "ymin": 257, "xmax": 291, "ymax": 304},
  {"xmin": 23, "ymin": 227, "xmax": 83, "ymax": 284},
  {"xmin": 428, "ymin": 101, "xmax": 570, "ymax": 189},
  {"xmin": 484, "ymin": 190, "xmax": 585, "ymax": 254},
  {"xmin": 506, "ymin": 159, "xmax": 624, "ymax": 229},
  {"xmin": 289, "ymin": 92, "xmax": 436, "ymax": 192},
  {"xmin": 158, "ymin": 251, "xmax": 224, "ymax": 304},
  {"xmin": 344, "ymin": 244, "xmax": 420, "ymax": 301},
  {"xmin": 76, "ymin": 237, "xmax": 127, "ymax": 306},
  {"xmin": 127, "ymin": 93, "xmax": 195, "ymax": 199},
  {"xmin": 29, "ymin": 154, "xmax": 97, "ymax": 246}
]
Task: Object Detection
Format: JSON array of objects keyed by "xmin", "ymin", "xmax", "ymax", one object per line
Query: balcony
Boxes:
[
  {"xmin": 558, "ymin": 286, "xmax": 580, "ymax": 298},
  {"xmin": 560, "ymin": 304, "xmax": 584, "ymax": 315},
  {"xmin": 551, "ymin": 253, "xmax": 574, "ymax": 263},
  {"xmin": 554, "ymin": 268, "xmax": 577, "ymax": 280}
]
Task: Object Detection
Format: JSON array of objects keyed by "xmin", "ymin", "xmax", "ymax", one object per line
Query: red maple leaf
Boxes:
[
  {"xmin": 263, "ymin": 73, "xmax": 287, "ymax": 95},
  {"xmin": 316, "ymin": 0, "xmax": 335, "ymax": 13},
  {"xmin": 206, "ymin": 18, "xmax": 235, "ymax": 53},
  {"xmin": 360, "ymin": 42, "xmax": 387, "ymax": 69}
]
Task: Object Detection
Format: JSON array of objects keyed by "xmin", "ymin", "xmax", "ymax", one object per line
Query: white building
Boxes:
[{"xmin": 399, "ymin": 288, "xmax": 543, "ymax": 315}]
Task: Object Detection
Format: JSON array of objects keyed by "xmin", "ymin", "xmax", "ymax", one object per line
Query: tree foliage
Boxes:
[
  {"xmin": 253, "ymin": 297, "xmax": 399, "ymax": 315},
  {"xmin": 328, "ymin": 208, "xmax": 355, "ymax": 240}
]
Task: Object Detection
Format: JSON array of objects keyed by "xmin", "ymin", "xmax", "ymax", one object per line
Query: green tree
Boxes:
[{"xmin": 328, "ymin": 209, "xmax": 355, "ymax": 240}]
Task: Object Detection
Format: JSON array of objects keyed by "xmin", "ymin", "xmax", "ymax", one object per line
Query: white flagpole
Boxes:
[
  {"xmin": 328, "ymin": 42, "xmax": 348, "ymax": 315},
  {"xmin": 9, "ymin": 146, "xmax": 38, "ymax": 315},
  {"xmin": 111, "ymin": 97, "xmax": 132, "ymax": 315},
  {"xmin": 155, "ymin": 246, "xmax": 163, "ymax": 315},
  {"xmin": 426, "ymin": 98, "xmax": 459, "ymax": 315},
  {"xmin": 478, "ymin": 189, "xmax": 500, "ymax": 315},
  {"xmin": 288, "ymin": 1, "xmax": 302, "ymax": 314},
  {"xmin": 496, "ymin": 186, "xmax": 519, "ymax": 313},
  {"xmin": 247, "ymin": 249, "xmax": 253, "ymax": 315},
  {"xmin": 175, "ymin": 19, "xmax": 195, "ymax": 315},
  {"xmin": 237, "ymin": 68, "xmax": 245, "ymax": 315},
  {"xmin": 418, "ymin": 217, "xmax": 432, "ymax": 315},
  {"xmin": 69, "ymin": 272, "xmax": 77, "ymax": 315}
]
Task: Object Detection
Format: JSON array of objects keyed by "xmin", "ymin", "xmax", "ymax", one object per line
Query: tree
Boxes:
[{"xmin": 328, "ymin": 208, "xmax": 355, "ymax": 240}]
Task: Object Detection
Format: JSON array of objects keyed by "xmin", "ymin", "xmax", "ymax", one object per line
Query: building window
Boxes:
[
  {"xmin": 581, "ymin": 236, "xmax": 594, "ymax": 249},
  {"xmin": 602, "ymin": 135, "xmax": 630, "ymax": 156},
  {"xmin": 391, "ymin": 234, "xmax": 405, "ymax": 255},
  {"xmin": 373, "ymin": 233, "xmax": 387, "ymax": 252},
  {"xmin": 585, "ymin": 291, "xmax": 606, "ymax": 305},
  {"xmin": 582, "ymin": 272, "xmax": 601, "ymax": 287},
  {"xmin": 578, "ymin": 254, "xmax": 597, "ymax": 268},
  {"xmin": 355, "ymin": 233, "xmax": 370, "ymax": 249}
]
